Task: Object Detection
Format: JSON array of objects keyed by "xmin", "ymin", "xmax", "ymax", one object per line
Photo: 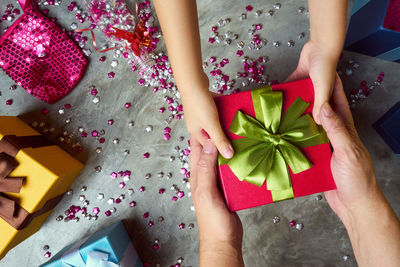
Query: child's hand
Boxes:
[
  {"xmin": 285, "ymin": 40, "xmax": 339, "ymax": 124},
  {"xmin": 182, "ymin": 86, "xmax": 234, "ymax": 159}
]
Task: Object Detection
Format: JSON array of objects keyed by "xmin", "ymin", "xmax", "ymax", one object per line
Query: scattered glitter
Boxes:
[{"xmin": 295, "ymin": 223, "xmax": 304, "ymax": 231}]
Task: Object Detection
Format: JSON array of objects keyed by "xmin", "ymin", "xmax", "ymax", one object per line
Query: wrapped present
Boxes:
[
  {"xmin": 40, "ymin": 220, "xmax": 143, "ymax": 267},
  {"xmin": 373, "ymin": 101, "xmax": 400, "ymax": 158},
  {"xmin": 352, "ymin": 0, "xmax": 371, "ymax": 15},
  {"xmin": 214, "ymin": 79, "xmax": 336, "ymax": 211},
  {"xmin": 0, "ymin": 116, "xmax": 84, "ymax": 260},
  {"xmin": 345, "ymin": 0, "xmax": 400, "ymax": 63}
]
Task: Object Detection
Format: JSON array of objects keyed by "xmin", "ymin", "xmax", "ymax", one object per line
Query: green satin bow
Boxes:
[{"xmin": 219, "ymin": 87, "xmax": 329, "ymax": 201}]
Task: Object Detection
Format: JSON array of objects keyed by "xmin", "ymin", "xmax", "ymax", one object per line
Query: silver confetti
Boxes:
[
  {"xmin": 110, "ymin": 60, "xmax": 118, "ymax": 67},
  {"xmin": 127, "ymin": 188, "xmax": 134, "ymax": 195},
  {"xmin": 95, "ymin": 166, "xmax": 102, "ymax": 172},
  {"xmin": 107, "ymin": 198, "xmax": 114, "ymax": 205},
  {"xmin": 79, "ymin": 195, "xmax": 86, "ymax": 201},
  {"xmin": 113, "ymin": 138, "xmax": 120, "ymax": 144},
  {"xmin": 273, "ymin": 41, "xmax": 280, "ymax": 47},
  {"xmin": 343, "ymin": 255, "xmax": 350, "ymax": 261},
  {"xmin": 266, "ymin": 10, "xmax": 274, "ymax": 16},
  {"xmin": 128, "ymin": 121, "xmax": 135, "ymax": 127},
  {"xmin": 82, "ymin": 48, "xmax": 91, "ymax": 57},
  {"xmin": 240, "ymin": 13, "xmax": 247, "ymax": 20},
  {"xmin": 80, "ymin": 186, "xmax": 87, "ymax": 192},
  {"xmin": 287, "ymin": 40, "xmax": 295, "ymax": 47},
  {"xmin": 273, "ymin": 216, "xmax": 280, "ymax": 224},
  {"xmin": 273, "ymin": 3, "xmax": 281, "ymax": 9},
  {"xmin": 66, "ymin": 189, "xmax": 73, "ymax": 196},
  {"xmin": 97, "ymin": 193, "xmax": 104, "ymax": 200},
  {"xmin": 295, "ymin": 223, "xmax": 304, "ymax": 231},
  {"xmin": 145, "ymin": 125, "xmax": 153, "ymax": 132},
  {"xmin": 70, "ymin": 23, "xmax": 78, "ymax": 30}
]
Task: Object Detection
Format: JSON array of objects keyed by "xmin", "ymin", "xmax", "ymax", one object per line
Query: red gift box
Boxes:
[{"xmin": 214, "ymin": 78, "xmax": 336, "ymax": 211}]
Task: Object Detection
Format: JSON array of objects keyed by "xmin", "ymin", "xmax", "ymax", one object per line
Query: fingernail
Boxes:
[
  {"xmin": 203, "ymin": 140, "xmax": 217, "ymax": 154},
  {"xmin": 222, "ymin": 145, "xmax": 234, "ymax": 159},
  {"xmin": 322, "ymin": 102, "xmax": 334, "ymax": 118}
]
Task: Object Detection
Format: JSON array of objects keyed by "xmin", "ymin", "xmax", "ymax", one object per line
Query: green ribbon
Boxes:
[{"xmin": 219, "ymin": 87, "xmax": 329, "ymax": 202}]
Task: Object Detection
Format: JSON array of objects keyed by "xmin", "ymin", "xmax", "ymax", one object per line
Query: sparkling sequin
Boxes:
[{"xmin": 0, "ymin": 9, "xmax": 87, "ymax": 104}]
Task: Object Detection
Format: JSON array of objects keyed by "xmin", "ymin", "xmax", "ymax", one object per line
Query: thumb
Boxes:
[
  {"xmin": 207, "ymin": 123, "xmax": 234, "ymax": 159},
  {"xmin": 320, "ymin": 102, "xmax": 353, "ymax": 151},
  {"xmin": 194, "ymin": 140, "xmax": 221, "ymax": 203}
]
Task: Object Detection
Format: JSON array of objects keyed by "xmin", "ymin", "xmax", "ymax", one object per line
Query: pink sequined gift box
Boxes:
[{"xmin": 0, "ymin": 0, "xmax": 87, "ymax": 104}]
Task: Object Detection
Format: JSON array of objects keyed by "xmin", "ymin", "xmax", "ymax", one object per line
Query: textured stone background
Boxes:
[{"xmin": 0, "ymin": 0, "xmax": 399, "ymax": 266}]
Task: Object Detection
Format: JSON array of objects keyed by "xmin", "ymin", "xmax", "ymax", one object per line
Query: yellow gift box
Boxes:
[{"xmin": 0, "ymin": 116, "xmax": 84, "ymax": 260}]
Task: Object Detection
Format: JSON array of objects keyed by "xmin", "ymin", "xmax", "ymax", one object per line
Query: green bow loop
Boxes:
[{"xmin": 219, "ymin": 88, "xmax": 329, "ymax": 202}]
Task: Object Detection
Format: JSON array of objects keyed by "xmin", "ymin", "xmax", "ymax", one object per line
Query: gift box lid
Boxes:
[
  {"xmin": 41, "ymin": 221, "xmax": 142, "ymax": 267},
  {"xmin": 0, "ymin": 116, "xmax": 84, "ymax": 213},
  {"xmin": 373, "ymin": 101, "xmax": 400, "ymax": 154},
  {"xmin": 345, "ymin": 0, "xmax": 400, "ymax": 56}
]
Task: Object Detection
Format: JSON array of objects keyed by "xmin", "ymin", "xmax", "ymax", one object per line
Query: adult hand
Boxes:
[
  {"xmin": 320, "ymin": 75, "xmax": 400, "ymax": 266},
  {"xmin": 286, "ymin": 40, "xmax": 338, "ymax": 124},
  {"xmin": 190, "ymin": 138, "xmax": 244, "ymax": 267},
  {"xmin": 319, "ymin": 75, "xmax": 379, "ymax": 221},
  {"xmin": 182, "ymin": 77, "xmax": 234, "ymax": 160}
]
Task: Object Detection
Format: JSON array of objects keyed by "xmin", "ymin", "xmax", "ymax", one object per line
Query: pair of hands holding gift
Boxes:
[{"xmin": 190, "ymin": 72, "xmax": 400, "ymax": 266}]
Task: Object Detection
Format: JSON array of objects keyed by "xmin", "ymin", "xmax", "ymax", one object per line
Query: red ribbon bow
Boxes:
[{"xmin": 107, "ymin": 22, "xmax": 152, "ymax": 56}]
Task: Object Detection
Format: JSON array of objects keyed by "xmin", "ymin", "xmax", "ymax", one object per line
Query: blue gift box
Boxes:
[
  {"xmin": 373, "ymin": 101, "xmax": 400, "ymax": 158},
  {"xmin": 352, "ymin": 0, "xmax": 371, "ymax": 15},
  {"xmin": 40, "ymin": 221, "xmax": 143, "ymax": 267},
  {"xmin": 345, "ymin": 0, "xmax": 400, "ymax": 62}
]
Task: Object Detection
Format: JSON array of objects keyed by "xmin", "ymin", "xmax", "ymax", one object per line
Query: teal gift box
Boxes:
[{"xmin": 40, "ymin": 221, "xmax": 143, "ymax": 267}]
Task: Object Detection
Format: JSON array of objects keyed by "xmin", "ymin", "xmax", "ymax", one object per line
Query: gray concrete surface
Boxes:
[{"xmin": 0, "ymin": 0, "xmax": 399, "ymax": 266}]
